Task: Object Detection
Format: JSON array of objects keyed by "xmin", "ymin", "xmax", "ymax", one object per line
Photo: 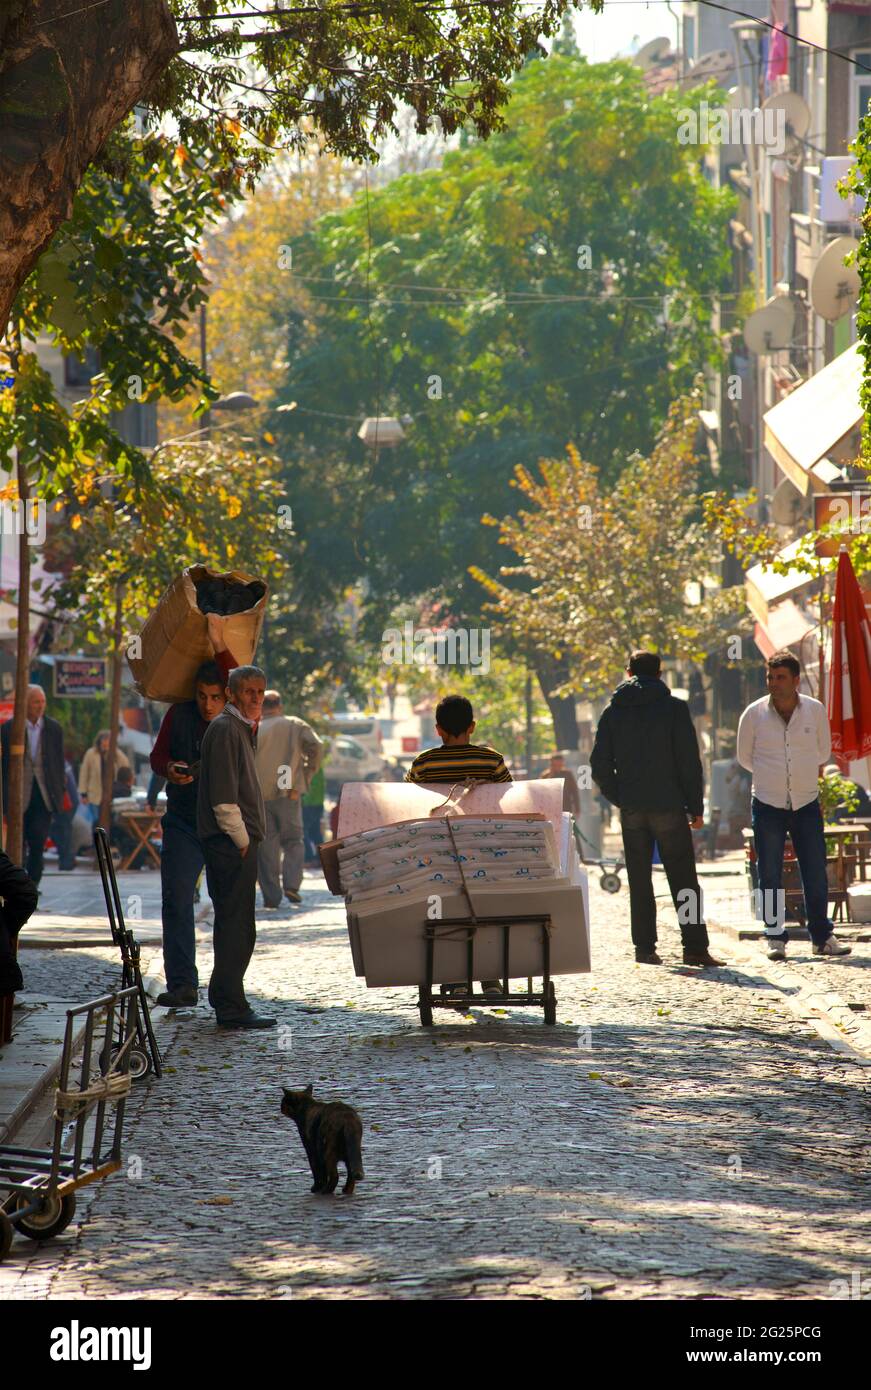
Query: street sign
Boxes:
[
  {"xmin": 401, "ymin": 735, "xmax": 420, "ymax": 753},
  {"xmin": 53, "ymin": 657, "xmax": 108, "ymax": 697}
]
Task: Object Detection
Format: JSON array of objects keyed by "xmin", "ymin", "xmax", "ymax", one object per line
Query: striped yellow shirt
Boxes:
[{"xmin": 405, "ymin": 742, "xmax": 512, "ymax": 784}]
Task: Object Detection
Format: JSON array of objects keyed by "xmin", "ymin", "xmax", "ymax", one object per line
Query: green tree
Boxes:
[{"xmin": 1, "ymin": 0, "xmax": 598, "ymax": 328}]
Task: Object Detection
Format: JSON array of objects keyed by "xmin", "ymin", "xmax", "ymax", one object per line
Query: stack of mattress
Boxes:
[{"xmin": 324, "ymin": 780, "xmax": 591, "ymax": 988}]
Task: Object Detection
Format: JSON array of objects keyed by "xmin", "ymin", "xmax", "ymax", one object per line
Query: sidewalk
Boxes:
[{"xmin": 0, "ymin": 865, "xmax": 170, "ymax": 1143}]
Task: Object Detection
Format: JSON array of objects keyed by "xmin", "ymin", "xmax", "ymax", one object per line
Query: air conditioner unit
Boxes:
[{"xmin": 819, "ymin": 157, "xmax": 865, "ymax": 224}]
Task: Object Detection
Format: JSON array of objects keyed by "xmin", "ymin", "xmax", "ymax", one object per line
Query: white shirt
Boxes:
[
  {"xmin": 26, "ymin": 716, "xmax": 43, "ymax": 762},
  {"xmin": 736, "ymin": 694, "xmax": 831, "ymax": 811}
]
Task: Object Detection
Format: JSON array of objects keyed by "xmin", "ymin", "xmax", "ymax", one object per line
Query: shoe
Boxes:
[
  {"xmin": 156, "ymin": 988, "xmax": 198, "ymax": 1007},
  {"xmin": 285, "ymin": 889, "xmax": 302, "ymax": 905},
  {"xmin": 480, "ymin": 980, "xmax": 503, "ymax": 997},
  {"xmin": 635, "ymin": 952, "xmax": 662, "ymax": 965},
  {"xmin": 217, "ymin": 1014, "xmax": 277, "ymax": 1030},
  {"xmin": 261, "ymin": 902, "xmax": 282, "ymax": 911},
  {"xmin": 682, "ymin": 950, "xmax": 726, "ymax": 968},
  {"xmin": 767, "ymin": 939, "xmax": 787, "ymax": 961},
  {"xmin": 440, "ymin": 983, "xmax": 468, "ymax": 998},
  {"xmin": 813, "ymin": 935, "xmax": 852, "ymax": 957}
]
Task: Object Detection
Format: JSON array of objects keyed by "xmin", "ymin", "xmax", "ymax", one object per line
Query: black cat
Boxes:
[{"xmin": 281, "ymin": 1085, "xmax": 365, "ymax": 1195}]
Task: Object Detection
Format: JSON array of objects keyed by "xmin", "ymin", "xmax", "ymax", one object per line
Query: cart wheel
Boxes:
[
  {"xmin": 128, "ymin": 1047, "xmax": 153, "ymax": 1082},
  {"xmin": 418, "ymin": 990, "xmax": 434, "ymax": 1027},
  {"xmin": 543, "ymin": 983, "xmax": 557, "ymax": 1026},
  {"xmin": 13, "ymin": 1191, "xmax": 76, "ymax": 1242},
  {"xmin": 0, "ymin": 1209, "xmax": 12, "ymax": 1261},
  {"xmin": 600, "ymin": 871, "xmax": 621, "ymax": 894}
]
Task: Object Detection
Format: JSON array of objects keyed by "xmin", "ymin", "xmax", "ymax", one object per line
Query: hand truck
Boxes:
[
  {"xmin": 0, "ymin": 987, "xmax": 139, "ymax": 1260},
  {"xmin": 93, "ymin": 826, "xmax": 162, "ymax": 1082}
]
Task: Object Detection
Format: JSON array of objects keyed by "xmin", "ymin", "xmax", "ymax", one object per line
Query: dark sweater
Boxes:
[
  {"xmin": 197, "ymin": 705, "xmax": 266, "ymax": 847},
  {"xmin": 590, "ymin": 677, "xmax": 704, "ymax": 817}
]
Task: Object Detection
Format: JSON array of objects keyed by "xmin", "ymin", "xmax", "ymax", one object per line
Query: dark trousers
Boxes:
[
  {"xmin": 203, "ymin": 834, "xmax": 260, "ymax": 1023},
  {"xmin": 303, "ymin": 804, "xmax": 323, "ymax": 861},
  {"xmin": 620, "ymin": 808, "xmax": 709, "ymax": 955},
  {"xmin": 50, "ymin": 811, "xmax": 75, "ymax": 870},
  {"xmin": 751, "ymin": 796, "xmax": 832, "ymax": 948},
  {"xmin": 160, "ymin": 812, "xmax": 205, "ymax": 992},
  {"xmin": 23, "ymin": 784, "xmax": 53, "ymax": 886}
]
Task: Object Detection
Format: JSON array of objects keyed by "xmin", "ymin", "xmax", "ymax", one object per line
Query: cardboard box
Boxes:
[{"xmin": 129, "ymin": 565, "xmax": 268, "ymax": 702}]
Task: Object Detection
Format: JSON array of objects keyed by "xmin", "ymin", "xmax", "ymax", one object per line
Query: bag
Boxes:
[{"xmin": 128, "ymin": 565, "xmax": 268, "ymax": 703}]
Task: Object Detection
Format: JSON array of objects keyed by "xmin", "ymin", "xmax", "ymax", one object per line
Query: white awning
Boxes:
[
  {"xmin": 763, "ymin": 344, "xmax": 863, "ymax": 495},
  {"xmin": 745, "ymin": 537, "xmax": 821, "ymax": 624}
]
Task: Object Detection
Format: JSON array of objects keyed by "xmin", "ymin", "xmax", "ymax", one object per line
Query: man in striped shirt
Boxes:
[
  {"xmin": 405, "ymin": 695, "xmax": 512, "ymax": 785},
  {"xmin": 405, "ymin": 694, "xmax": 510, "ymax": 998}
]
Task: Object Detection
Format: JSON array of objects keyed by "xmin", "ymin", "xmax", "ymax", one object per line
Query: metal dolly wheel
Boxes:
[
  {"xmin": 0, "ymin": 987, "xmax": 139, "ymax": 1259},
  {"xmin": 93, "ymin": 825, "xmax": 162, "ymax": 1081}
]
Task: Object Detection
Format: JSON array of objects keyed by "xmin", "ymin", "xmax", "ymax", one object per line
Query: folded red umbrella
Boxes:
[{"xmin": 828, "ymin": 548, "xmax": 871, "ymax": 768}]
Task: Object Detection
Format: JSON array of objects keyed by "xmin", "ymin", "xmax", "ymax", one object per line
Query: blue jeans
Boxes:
[
  {"xmin": 160, "ymin": 812, "xmax": 205, "ymax": 992},
  {"xmin": 751, "ymin": 796, "xmax": 833, "ymax": 948}
]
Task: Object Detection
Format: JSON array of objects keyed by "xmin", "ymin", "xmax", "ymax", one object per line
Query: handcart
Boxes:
[
  {"xmin": 416, "ymin": 817, "xmax": 557, "ymax": 1026},
  {"xmin": 0, "ymin": 987, "xmax": 139, "ymax": 1260},
  {"xmin": 94, "ymin": 825, "xmax": 162, "ymax": 1081},
  {"xmin": 572, "ymin": 819, "xmax": 624, "ymax": 894}
]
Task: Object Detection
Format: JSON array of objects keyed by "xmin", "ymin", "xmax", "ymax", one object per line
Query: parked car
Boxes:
[
  {"xmin": 324, "ymin": 735, "xmax": 387, "ymax": 789},
  {"xmin": 326, "ymin": 713, "xmax": 383, "ymax": 759}
]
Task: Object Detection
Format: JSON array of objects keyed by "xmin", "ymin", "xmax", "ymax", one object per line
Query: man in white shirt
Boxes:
[{"xmin": 737, "ymin": 650, "xmax": 850, "ymax": 960}]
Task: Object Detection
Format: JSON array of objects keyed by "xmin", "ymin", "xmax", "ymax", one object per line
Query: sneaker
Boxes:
[
  {"xmin": 285, "ymin": 889, "xmax": 302, "ymax": 905},
  {"xmin": 767, "ymin": 939, "xmax": 787, "ymax": 961},
  {"xmin": 480, "ymin": 981, "xmax": 503, "ymax": 997},
  {"xmin": 812, "ymin": 935, "xmax": 852, "ymax": 957}
]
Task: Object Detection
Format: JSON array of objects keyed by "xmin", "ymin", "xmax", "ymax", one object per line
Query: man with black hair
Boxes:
[
  {"xmin": 737, "ymin": 650, "xmax": 850, "ymax": 961},
  {"xmin": 150, "ymin": 615, "xmax": 237, "ymax": 1007},
  {"xmin": 405, "ymin": 695, "xmax": 512, "ymax": 784},
  {"xmin": 591, "ymin": 650, "xmax": 723, "ymax": 968},
  {"xmin": 406, "ymin": 694, "xmax": 511, "ymax": 997}
]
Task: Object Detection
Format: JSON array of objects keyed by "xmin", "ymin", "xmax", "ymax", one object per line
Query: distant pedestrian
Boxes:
[
  {"xmin": 737, "ymin": 650, "xmax": 850, "ymax": 960},
  {"xmin": 255, "ymin": 692, "xmax": 323, "ymax": 908},
  {"xmin": 540, "ymin": 750, "xmax": 581, "ymax": 817},
  {"xmin": 77, "ymin": 729, "xmax": 129, "ymax": 827},
  {"xmin": 149, "ymin": 616, "xmax": 236, "ymax": 1007},
  {"xmin": 50, "ymin": 758, "xmax": 80, "ymax": 871},
  {"xmin": 198, "ymin": 665, "xmax": 273, "ymax": 1029},
  {"xmin": 302, "ymin": 764, "xmax": 326, "ymax": 865},
  {"xmin": 1, "ymin": 685, "xmax": 67, "ymax": 885},
  {"xmin": 591, "ymin": 650, "xmax": 723, "ymax": 968}
]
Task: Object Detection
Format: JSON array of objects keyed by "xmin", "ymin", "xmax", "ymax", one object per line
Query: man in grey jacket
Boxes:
[
  {"xmin": 198, "ymin": 665, "xmax": 274, "ymax": 1029},
  {"xmin": 255, "ymin": 691, "xmax": 323, "ymax": 908}
]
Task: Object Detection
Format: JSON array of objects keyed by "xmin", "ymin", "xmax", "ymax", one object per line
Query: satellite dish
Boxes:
[
  {"xmin": 635, "ymin": 36, "xmax": 671, "ymax": 71},
  {"xmin": 771, "ymin": 476, "xmax": 811, "ymax": 527},
  {"xmin": 761, "ymin": 91, "xmax": 810, "ymax": 165},
  {"xmin": 743, "ymin": 297, "xmax": 795, "ymax": 354},
  {"xmin": 810, "ymin": 236, "xmax": 860, "ymax": 321},
  {"xmin": 684, "ymin": 49, "xmax": 735, "ymax": 85}
]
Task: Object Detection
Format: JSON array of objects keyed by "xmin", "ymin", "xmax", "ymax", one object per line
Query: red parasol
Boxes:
[{"xmin": 828, "ymin": 548, "xmax": 871, "ymax": 768}]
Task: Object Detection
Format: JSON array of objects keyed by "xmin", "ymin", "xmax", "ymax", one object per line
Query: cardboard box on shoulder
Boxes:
[{"xmin": 129, "ymin": 565, "xmax": 268, "ymax": 703}]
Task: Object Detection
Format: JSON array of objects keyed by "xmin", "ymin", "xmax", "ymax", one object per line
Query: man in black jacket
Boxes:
[
  {"xmin": 1, "ymin": 685, "xmax": 66, "ymax": 885},
  {"xmin": 591, "ymin": 651, "xmax": 724, "ymax": 968}
]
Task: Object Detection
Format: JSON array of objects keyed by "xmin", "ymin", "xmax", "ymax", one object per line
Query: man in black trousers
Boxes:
[
  {"xmin": 198, "ymin": 664, "xmax": 274, "ymax": 1029},
  {"xmin": 1, "ymin": 684, "xmax": 66, "ymax": 886},
  {"xmin": 591, "ymin": 650, "xmax": 724, "ymax": 968}
]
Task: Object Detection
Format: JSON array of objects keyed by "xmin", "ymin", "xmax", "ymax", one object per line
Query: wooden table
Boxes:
[{"xmin": 118, "ymin": 810, "xmax": 162, "ymax": 870}]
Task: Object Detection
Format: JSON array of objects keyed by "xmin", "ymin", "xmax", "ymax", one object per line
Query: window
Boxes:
[
  {"xmin": 63, "ymin": 346, "xmax": 100, "ymax": 388},
  {"xmin": 851, "ymin": 50, "xmax": 871, "ymax": 141}
]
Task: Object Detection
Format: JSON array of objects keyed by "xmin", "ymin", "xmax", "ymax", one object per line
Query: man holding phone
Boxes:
[{"xmin": 150, "ymin": 615, "xmax": 237, "ymax": 1007}]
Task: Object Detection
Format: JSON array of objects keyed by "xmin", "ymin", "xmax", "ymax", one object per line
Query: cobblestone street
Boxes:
[{"xmin": 2, "ymin": 867, "xmax": 870, "ymax": 1301}]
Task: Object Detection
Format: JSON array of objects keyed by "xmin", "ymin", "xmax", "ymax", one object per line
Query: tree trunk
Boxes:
[
  {"xmin": 0, "ymin": 0, "xmax": 178, "ymax": 328},
  {"xmin": 5, "ymin": 326, "xmax": 31, "ymax": 867},
  {"xmin": 535, "ymin": 656, "xmax": 579, "ymax": 751},
  {"xmin": 99, "ymin": 582, "xmax": 124, "ymax": 832}
]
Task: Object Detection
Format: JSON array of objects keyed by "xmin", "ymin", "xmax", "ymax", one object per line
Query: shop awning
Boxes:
[
  {"xmin": 745, "ymin": 537, "xmax": 820, "ymax": 624},
  {"xmin": 753, "ymin": 598, "xmax": 817, "ymax": 659},
  {"xmin": 763, "ymin": 343, "xmax": 863, "ymax": 494}
]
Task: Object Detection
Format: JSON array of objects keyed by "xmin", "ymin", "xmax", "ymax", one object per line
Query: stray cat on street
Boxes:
[{"xmin": 281, "ymin": 1085, "xmax": 365, "ymax": 1195}]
